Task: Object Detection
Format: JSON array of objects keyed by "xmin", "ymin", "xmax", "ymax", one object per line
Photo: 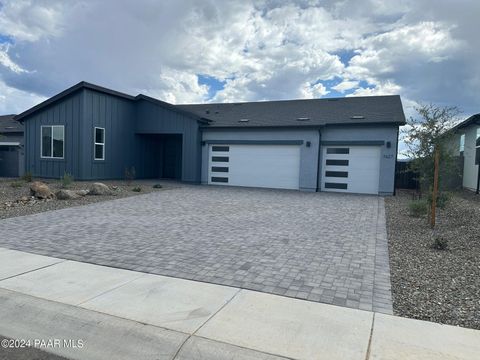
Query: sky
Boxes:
[{"xmin": 0, "ymin": 0, "xmax": 479, "ymax": 149}]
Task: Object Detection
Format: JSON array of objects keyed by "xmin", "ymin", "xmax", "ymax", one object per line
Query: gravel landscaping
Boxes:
[
  {"xmin": 386, "ymin": 190, "xmax": 480, "ymax": 330},
  {"xmin": 0, "ymin": 178, "xmax": 169, "ymax": 220}
]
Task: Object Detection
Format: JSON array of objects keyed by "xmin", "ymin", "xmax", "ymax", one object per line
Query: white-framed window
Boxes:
[
  {"xmin": 94, "ymin": 127, "xmax": 105, "ymax": 160},
  {"xmin": 41, "ymin": 125, "xmax": 64, "ymax": 159}
]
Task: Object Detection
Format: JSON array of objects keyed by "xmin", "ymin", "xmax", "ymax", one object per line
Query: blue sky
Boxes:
[{"xmin": 0, "ymin": 0, "xmax": 478, "ymax": 139}]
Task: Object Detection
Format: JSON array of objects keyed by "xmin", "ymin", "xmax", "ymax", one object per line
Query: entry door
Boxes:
[
  {"xmin": 208, "ymin": 144, "xmax": 301, "ymax": 190},
  {"xmin": 321, "ymin": 146, "xmax": 380, "ymax": 194}
]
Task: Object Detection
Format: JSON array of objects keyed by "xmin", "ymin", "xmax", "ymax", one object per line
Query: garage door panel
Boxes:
[
  {"xmin": 208, "ymin": 144, "xmax": 300, "ymax": 190},
  {"xmin": 321, "ymin": 146, "xmax": 380, "ymax": 195}
]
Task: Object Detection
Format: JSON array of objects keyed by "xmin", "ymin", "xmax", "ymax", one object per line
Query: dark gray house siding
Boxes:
[
  {"xmin": 20, "ymin": 85, "xmax": 202, "ymax": 182},
  {"xmin": 24, "ymin": 91, "xmax": 83, "ymax": 179},
  {"xmin": 81, "ymin": 89, "xmax": 137, "ymax": 180},
  {"xmin": 135, "ymin": 99, "xmax": 202, "ymax": 183}
]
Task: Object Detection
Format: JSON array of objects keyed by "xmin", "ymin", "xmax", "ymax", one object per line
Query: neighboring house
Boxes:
[
  {"xmin": 0, "ymin": 114, "xmax": 24, "ymax": 177},
  {"xmin": 14, "ymin": 81, "xmax": 406, "ymax": 195},
  {"xmin": 451, "ymin": 114, "xmax": 480, "ymax": 192}
]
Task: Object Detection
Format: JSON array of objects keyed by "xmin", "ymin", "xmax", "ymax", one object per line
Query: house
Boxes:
[
  {"xmin": 14, "ymin": 81, "xmax": 406, "ymax": 195},
  {"xmin": 0, "ymin": 114, "xmax": 24, "ymax": 177},
  {"xmin": 451, "ymin": 114, "xmax": 480, "ymax": 192}
]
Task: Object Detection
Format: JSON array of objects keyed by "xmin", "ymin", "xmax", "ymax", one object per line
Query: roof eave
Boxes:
[{"xmin": 14, "ymin": 81, "xmax": 136, "ymax": 122}]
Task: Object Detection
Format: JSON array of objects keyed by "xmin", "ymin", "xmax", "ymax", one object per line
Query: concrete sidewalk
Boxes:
[{"xmin": 0, "ymin": 247, "xmax": 478, "ymax": 360}]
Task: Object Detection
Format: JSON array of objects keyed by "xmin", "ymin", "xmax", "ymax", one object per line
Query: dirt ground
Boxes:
[{"xmin": 385, "ymin": 189, "xmax": 480, "ymax": 330}]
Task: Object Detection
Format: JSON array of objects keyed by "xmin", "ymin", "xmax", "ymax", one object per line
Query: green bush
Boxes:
[
  {"xmin": 132, "ymin": 186, "xmax": 142, "ymax": 192},
  {"xmin": 124, "ymin": 166, "xmax": 136, "ymax": 185},
  {"xmin": 152, "ymin": 184, "xmax": 162, "ymax": 189},
  {"xmin": 10, "ymin": 181, "xmax": 23, "ymax": 188},
  {"xmin": 21, "ymin": 171, "xmax": 33, "ymax": 182},
  {"xmin": 431, "ymin": 236, "xmax": 448, "ymax": 251},
  {"xmin": 408, "ymin": 200, "xmax": 428, "ymax": 217},
  {"xmin": 60, "ymin": 172, "xmax": 74, "ymax": 188},
  {"xmin": 427, "ymin": 192, "xmax": 451, "ymax": 209}
]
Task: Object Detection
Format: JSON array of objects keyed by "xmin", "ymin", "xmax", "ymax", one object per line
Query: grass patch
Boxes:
[
  {"xmin": 408, "ymin": 199, "xmax": 428, "ymax": 217},
  {"xmin": 20, "ymin": 171, "xmax": 33, "ymax": 182},
  {"xmin": 10, "ymin": 181, "xmax": 23, "ymax": 188},
  {"xmin": 60, "ymin": 172, "xmax": 74, "ymax": 188}
]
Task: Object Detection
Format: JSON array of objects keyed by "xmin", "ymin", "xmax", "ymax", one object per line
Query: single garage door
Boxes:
[
  {"xmin": 321, "ymin": 146, "xmax": 380, "ymax": 194},
  {"xmin": 0, "ymin": 146, "xmax": 19, "ymax": 177},
  {"xmin": 208, "ymin": 144, "xmax": 301, "ymax": 190}
]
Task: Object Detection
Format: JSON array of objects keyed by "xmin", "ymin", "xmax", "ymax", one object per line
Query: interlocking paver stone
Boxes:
[{"xmin": 0, "ymin": 185, "xmax": 392, "ymax": 313}]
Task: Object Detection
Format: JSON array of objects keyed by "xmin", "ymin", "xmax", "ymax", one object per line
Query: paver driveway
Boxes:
[{"xmin": 0, "ymin": 185, "xmax": 392, "ymax": 313}]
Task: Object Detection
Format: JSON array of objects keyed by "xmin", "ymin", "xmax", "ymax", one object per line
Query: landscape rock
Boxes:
[
  {"xmin": 30, "ymin": 181, "xmax": 55, "ymax": 199},
  {"xmin": 88, "ymin": 182, "xmax": 112, "ymax": 195},
  {"xmin": 55, "ymin": 189, "xmax": 80, "ymax": 200},
  {"xmin": 76, "ymin": 189, "xmax": 89, "ymax": 197}
]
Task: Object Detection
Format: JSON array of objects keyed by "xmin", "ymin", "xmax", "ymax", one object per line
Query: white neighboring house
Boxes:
[{"xmin": 452, "ymin": 114, "xmax": 480, "ymax": 192}]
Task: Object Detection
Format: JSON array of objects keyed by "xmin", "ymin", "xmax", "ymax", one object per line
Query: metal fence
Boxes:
[{"xmin": 395, "ymin": 157, "xmax": 464, "ymax": 191}]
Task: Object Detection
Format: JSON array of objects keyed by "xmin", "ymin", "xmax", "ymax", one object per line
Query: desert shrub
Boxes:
[
  {"xmin": 132, "ymin": 186, "xmax": 142, "ymax": 192},
  {"xmin": 10, "ymin": 181, "xmax": 23, "ymax": 188},
  {"xmin": 427, "ymin": 192, "xmax": 451, "ymax": 209},
  {"xmin": 408, "ymin": 200, "xmax": 428, "ymax": 217},
  {"xmin": 431, "ymin": 236, "xmax": 448, "ymax": 250},
  {"xmin": 21, "ymin": 171, "xmax": 33, "ymax": 182},
  {"xmin": 152, "ymin": 184, "xmax": 162, "ymax": 189},
  {"xmin": 124, "ymin": 166, "xmax": 136, "ymax": 185},
  {"xmin": 60, "ymin": 172, "xmax": 74, "ymax": 188}
]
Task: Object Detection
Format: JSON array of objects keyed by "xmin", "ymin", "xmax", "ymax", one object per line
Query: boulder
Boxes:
[
  {"xmin": 56, "ymin": 189, "xmax": 81, "ymax": 200},
  {"xmin": 88, "ymin": 182, "xmax": 112, "ymax": 195},
  {"xmin": 30, "ymin": 181, "xmax": 55, "ymax": 199},
  {"xmin": 76, "ymin": 189, "xmax": 89, "ymax": 197}
]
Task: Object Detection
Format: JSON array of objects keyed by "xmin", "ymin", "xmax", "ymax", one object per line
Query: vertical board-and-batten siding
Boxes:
[
  {"xmin": 24, "ymin": 91, "xmax": 83, "ymax": 179},
  {"xmin": 135, "ymin": 99, "xmax": 201, "ymax": 183},
  {"xmin": 82, "ymin": 89, "xmax": 136, "ymax": 179}
]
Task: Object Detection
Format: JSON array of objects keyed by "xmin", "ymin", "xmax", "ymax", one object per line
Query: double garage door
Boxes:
[
  {"xmin": 207, "ymin": 143, "xmax": 381, "ymax": 194},
  {"xmin": 208, "ymin": 144, "xmax": 300, "ymax": 190}
]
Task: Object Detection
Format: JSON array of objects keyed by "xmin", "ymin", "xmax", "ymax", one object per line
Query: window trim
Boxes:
[
  {"xmin": 40, "ymin": 125, "xmax": 64, "ymax": 159},
  {"xmin": 94, "ymin": 127, "xmax": 105, "ymax": 161}
]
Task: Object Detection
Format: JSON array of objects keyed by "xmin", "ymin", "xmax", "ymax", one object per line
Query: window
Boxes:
[
  {"xmin": 41, "ymin": 125, "xmax": 64, "ymax": 159},
  {"xmin": 459, "ymin": 134, "xmax": 465, "ymax": 157},
  {"xmin": 94, "ymin": 127, "xmax": 105, "ymax": 160},
  {"xmin": 476, "ymin": 129, "xmax": 480, "ymax": 165},
  {"xmin": 326, "ymin": 159, "xmax": 349, "ymax": 166},
  {"xmin": 325, "ymin": 171, "xmax": 348, "ymax": 178},
  {"xmin": 212, "ymin": 145, "xmax": 229, "ymax": 152},
  {"xmin": 326, "ymin": 148, "xmax": 349, "ymax": 154},
  {"xmin": 211, "ymin": 166, "xmax": 229, "ymax": 172},
  {"xmin": 212, "ymin": 156, "xmax": 229, "ymax": 162},
  {"xmin": 324, "ymin": 182, "xmax": 348, "ymax": 189},
  {"xmin": 211, "ymin": 176, "xmax": 228, "ymax": 183}
]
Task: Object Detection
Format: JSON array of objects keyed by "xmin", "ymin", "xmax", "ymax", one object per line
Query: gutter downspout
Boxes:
[
  {"xmin": 393, "ymin": 127, "xmax": 400, "ymax": 196},
  {"xmin": 316, "ymin": 129, "xmax": 322, "ymax": 192},
  {"xmin": 476, "ymin": 163, "xmax": 480, "ymax": 195}
]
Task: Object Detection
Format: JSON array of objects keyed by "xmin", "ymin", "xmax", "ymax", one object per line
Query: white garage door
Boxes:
[
  {"xmin": 208, "ymin": 144, "xmax": 300, "ymax": 190},
  {"xmin": 321, "ymin": 146, "xmax": 380, "ymax": 194}
]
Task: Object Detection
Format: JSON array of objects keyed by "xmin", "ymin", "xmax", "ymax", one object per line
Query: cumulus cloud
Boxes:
[{"xmin": 0, "ymin": 0, "xmax": 477, "ymax": 120}]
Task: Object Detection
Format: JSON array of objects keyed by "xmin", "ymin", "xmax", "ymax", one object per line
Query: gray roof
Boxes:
[
  {"xmin": 0, "ymin": 114, "xmax": 22, "ymax": 133},
  {"xmin": 178, "ymin": 95, "xmax": 406, "ymax": 128}
]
